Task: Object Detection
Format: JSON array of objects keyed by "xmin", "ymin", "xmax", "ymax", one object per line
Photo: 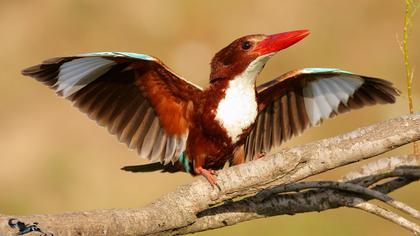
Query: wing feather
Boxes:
[
  {"xmin": 280, "ymin": 94, "xmax": 291, "ymax": 141},
  {"xmin": 272, "ymin": 99, "xmax": 281, "ymax": 147},
  {"xmin": 151, "ymin": 128, "xmax": 167, "ymax": 163},
  {"xmin": 288, "ymin": 90, "xmax": 302, "ymax": 134},
  {"xmin": 22, "ymin": 52, "xmax": 202, "ymax": 165},
  {"xmin": 164, "ymin": 137, "xmax": 177, "ymax": 164},
  {"xmin": 139, "ymin": 116, "xmax": 161, "ymax": 159},
  {"xmin": 245, "ymin": 68, "xmax": 399, "ymax": 160},
  {"xmin": 131, "ymin": 107, "xmax": 156, "ymax": 150},
  {"xmin": 254, "ymin": 111, "xmax": 264, "ymax": 155},
  {"xmin": 263, "ymin": 106, "xmax": 272, "ymax": 152}
]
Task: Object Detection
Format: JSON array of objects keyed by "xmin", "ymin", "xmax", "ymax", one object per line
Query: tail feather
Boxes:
[{"xmin": 121, "ymin": 162, "xmax": 180, "ymax": 173}]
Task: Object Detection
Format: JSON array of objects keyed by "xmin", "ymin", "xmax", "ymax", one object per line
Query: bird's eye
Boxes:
[{"xmin": 241, "ymin": 41, "xmax": 252, "ymax": 50}]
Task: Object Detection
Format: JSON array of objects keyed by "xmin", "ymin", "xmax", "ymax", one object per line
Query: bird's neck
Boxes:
[
  {"xmin": 234, "ymin": 53, "xmax": 273, "ymax": 85},
  {"xmin": 205, "ymin": 54, "xmax": 275, "ymax": 143}
]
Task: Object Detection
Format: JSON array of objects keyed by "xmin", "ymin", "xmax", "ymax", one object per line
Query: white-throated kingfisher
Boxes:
[{"xmin": 22, "ymin": 30, "xmax": 399, "ymax": 186}]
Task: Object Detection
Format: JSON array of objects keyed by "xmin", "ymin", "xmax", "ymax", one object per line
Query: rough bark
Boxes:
[
  {"xmin": 0, "ymin": 113, "xmax": 419, "ymax": 236},
  {"xmin": 183, "ymin": 156, "xmax": 420, "ymax": 234}
]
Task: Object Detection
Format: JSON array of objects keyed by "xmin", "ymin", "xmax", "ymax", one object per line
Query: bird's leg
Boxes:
[{"xmin": 193, "ymin": 156, "xmax": 219, "ymax": 188}]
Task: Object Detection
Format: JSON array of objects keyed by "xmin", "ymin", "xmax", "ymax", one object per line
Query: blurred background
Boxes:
[{"xmin": 0, "ymin": 0, "xmax": 419, "ymax": 235}]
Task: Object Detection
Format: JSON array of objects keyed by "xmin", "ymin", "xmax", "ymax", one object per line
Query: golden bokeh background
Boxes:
[{"xmin": 1, "ymin": 0, "xmax": 419, "ymax": 235}]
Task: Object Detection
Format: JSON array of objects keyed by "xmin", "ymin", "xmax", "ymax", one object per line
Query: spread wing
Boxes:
[
  {"xmin": 22, "ymin": 52, "xmax": 202, "ymax": 164},
  {"xmin": 244, "ymin": 68, "xmax": 400, "ymax": 161}
]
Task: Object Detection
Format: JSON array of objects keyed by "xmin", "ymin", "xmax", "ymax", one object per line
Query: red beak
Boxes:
[{"xmin": 253, "ymin": 29, "xmax": 310, "ymax": 55}]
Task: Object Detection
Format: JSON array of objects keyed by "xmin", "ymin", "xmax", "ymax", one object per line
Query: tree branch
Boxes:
[
  {"xmin": 179, "ymin": 157, "xmax": 420, "ymax": 235},
  {"xmin": 0, "ymin": 113, "xmax": 419, "ymax": 235},
  {"xmin": 258, "ymin": 179, "xmax": 420, "ymax": 219}
]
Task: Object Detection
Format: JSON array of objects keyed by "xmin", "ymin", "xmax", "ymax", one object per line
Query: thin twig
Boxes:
[
  {"xmin": 404, "ymin": 0, "xmax": 415, "ymax": 115},
  {"xmin": 351, "ymin": 201, "xmax": 420, "ymax": 234},
  {"xmin": 342, "ymin": 155, "xmax": 420, "ymax": 182},
  {"xmin": 403, "ymin": 0, "xmax": 419, "ymax": 154}
]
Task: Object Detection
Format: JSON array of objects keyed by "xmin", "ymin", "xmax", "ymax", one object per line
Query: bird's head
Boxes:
[{"xmin": 210, "ymin": 29, "xmax": 310, "ymax": 83}]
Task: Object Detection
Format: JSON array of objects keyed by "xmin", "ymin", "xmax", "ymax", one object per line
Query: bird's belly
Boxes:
[{"xmin": 214, "ymin": 84, "xmax": 258, "ymax": 143}]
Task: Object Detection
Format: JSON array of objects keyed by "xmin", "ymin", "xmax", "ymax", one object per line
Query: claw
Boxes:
[
  {"xmin": 195, "ymin": 167, "xmax": 220, "ymax": 189},
  {"xmin": 209, "ymin": 169, "xmax": 218, "ymax": 176}
]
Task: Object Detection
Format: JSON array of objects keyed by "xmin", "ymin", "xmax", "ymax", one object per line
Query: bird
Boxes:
[{"xmin": 22, "ymin": 29, "xmax": 399, "ymax": 186}]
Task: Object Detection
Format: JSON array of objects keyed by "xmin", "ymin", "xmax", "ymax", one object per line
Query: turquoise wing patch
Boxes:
[{"xmin": 178, "ymin": 152, "xmax": 191, "ymax": 173}]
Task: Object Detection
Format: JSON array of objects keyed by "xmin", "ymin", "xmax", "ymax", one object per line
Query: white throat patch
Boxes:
[{"xmin": 215, "ymin": 54, "xmax": 273, "ymax": 143}]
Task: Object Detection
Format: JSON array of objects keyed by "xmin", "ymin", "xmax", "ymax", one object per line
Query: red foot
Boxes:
[
  {"xmin": 255, "ymin": 152, "xmax": 266, "ymax": 159},
  {"xmin": 195, "ymin": 167, "xmax": 219, "ymax": 188}
]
